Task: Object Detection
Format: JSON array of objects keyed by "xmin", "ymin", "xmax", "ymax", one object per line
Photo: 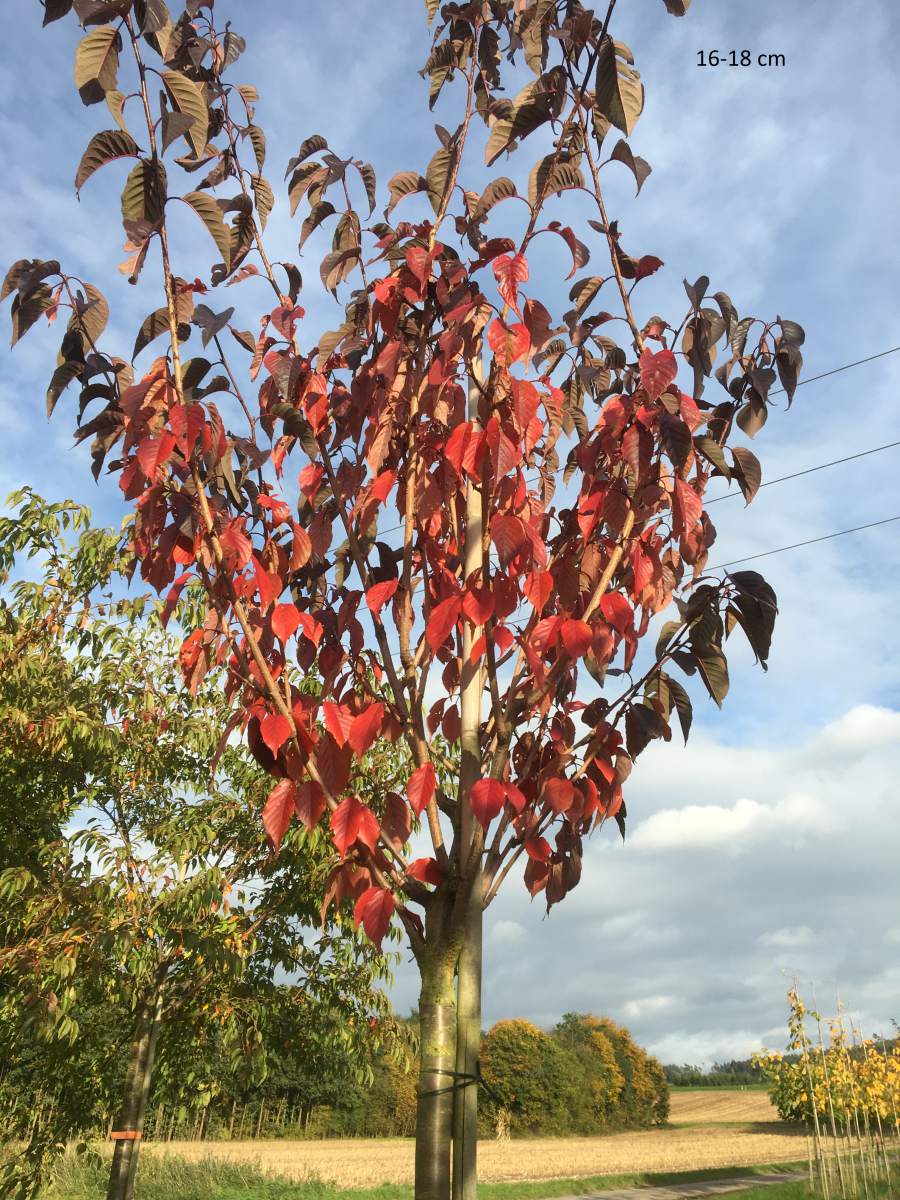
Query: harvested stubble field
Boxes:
[{"xmin": 154, "ymin": 1090, "xmax": 804, "ymax": 1188}]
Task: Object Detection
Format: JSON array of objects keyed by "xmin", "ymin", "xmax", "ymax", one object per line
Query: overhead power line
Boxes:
[
  {"xmin": 705, "ymin": 439, "xmax": 900, "ymax": 505},
  {"xmin": 711, "ymin": 515, "xmax": 900, "ymax": 571},
  {"xmin": 769, "ymin": 345, "xmax": 900, "ymax": 398}
]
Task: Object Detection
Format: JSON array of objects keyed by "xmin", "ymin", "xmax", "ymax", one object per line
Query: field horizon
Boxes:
[{"xmin": 144, "ymin": 1090, "xmax": 807, "ymax": 1189}]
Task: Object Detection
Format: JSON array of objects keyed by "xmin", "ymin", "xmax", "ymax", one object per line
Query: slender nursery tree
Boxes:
[{"xmin": 6, "ymin": 2, "xmax": 804, "ymax": 1198}]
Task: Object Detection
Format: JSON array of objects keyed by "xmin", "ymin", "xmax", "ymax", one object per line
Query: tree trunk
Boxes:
[
  {"xmin": 414, "ymin": 950, "xmax": 457, "ymax": 1200},
  {"xmin": 452, "ymin": 877, "xmax": 483, "ymax": 1200},
  {"xmin": 107, "ymin": 980, "xmax": 165, "ymax": 1200},
  {"xmin": 449, "ymin": 346, "xmax": 485, "ymax": 1200}
]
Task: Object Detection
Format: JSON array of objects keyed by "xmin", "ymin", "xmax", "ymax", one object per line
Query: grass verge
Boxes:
[{"xmin": 43, "ymin": 1152, "xmax": 810, "ymax": 1200}]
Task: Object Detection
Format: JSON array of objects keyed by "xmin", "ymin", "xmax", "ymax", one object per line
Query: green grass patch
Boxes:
[{"xmin": 43, "ymin": 1152, "xmax": 811, "ymax": 1200}]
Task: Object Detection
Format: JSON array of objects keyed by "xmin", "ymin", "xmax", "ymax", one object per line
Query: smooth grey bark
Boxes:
[
  {"xmin": 414, "ymin": 948, "xmax": 458, "ymax": 1200},
  {"xmin": 451, "ymin": 877, "xmax": 483, "ymax": 1200}
]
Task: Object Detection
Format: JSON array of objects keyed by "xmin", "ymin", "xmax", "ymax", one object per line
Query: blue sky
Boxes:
[{"xmin": 1, "ymin": 0, "xmax": 899, "ymax": 1064}]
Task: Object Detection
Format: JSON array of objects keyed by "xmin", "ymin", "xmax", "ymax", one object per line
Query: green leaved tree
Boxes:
[{"xmin": 0, "ymin": 492, "xmax": 396, "ymax": 1200}]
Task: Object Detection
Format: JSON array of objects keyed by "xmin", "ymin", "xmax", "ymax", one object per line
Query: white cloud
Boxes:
[
  {"xmin": 629, "ymin": 792, "xmax": 824, "ymax": 854},
  {"xmin": 623, "ymin": 995, "xmax": 677, "ymax": 1021},
  {"xmin": 490, "ymin": 920, "xmax": 526, "ymax": 946},
  {"xmin": 758, "ymin": 926, "xmax": 817, "ymax": 948}
]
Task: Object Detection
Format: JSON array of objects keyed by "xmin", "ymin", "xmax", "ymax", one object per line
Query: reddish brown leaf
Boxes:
[
  {"xmin": 486, "ymin": 318, "xmax": 530, "ymax": 367},
  {"xmin": 543, "ymin": 777, "xmax": 577, "ymax": 813},
  {"xmin": 263, "ymin": 779, "xmax": 295, "ymax": 850},
  {"xmin": 366, "ymin": 578, "xmax": 399, "ymax": 617},
  {"xmin": 560, "ymin": 618, "xmax": 592, "ymax": 658},
  {"xmin": 136, "ymin": 431, "xmax": 176, "ymax": 480},
  {"xmin": 470, "ymin": 778, "xmax": 506, "ymax": 829},
  {"xmin": 382, "ymin": 791, "xmax": 411, "ymax": 848},
  {"xmin": 169, "ymin": 402, "xmax": 205, "ymax": 456},
  {"xmin": 523, "ymin": 570, "xmax": 554, "ymax": 611},
  {"xmin": 490, "ymin": 515, "xmax": 528, "ymax": 567},
  {"xmin": 331, "ymin": 795, "xmax": 380, "ymax": 855},
  {"xmin": 260, "ymin": 712, "xmax": 292, "ymax": 755},
  {"xmin": 348, "ymin": 702, "xmax": 384, "ymax": 757},
  {"xmin": 294, "ymin": 780, "xmax": 326, "ymax": 830},
  {"xmin": 426, "ymin": 594, "xmax": 462, "ymax": 651},
  {"xmin": 406, "ymin": 761, "xmax": 437, "ymax": 816},
  {"xmin": 492, "ymin": 252, "xmax": 528, "ymax": 316},
  {"xmin": 462, "ymin": 585, "xmax": 495, "ymax": 627},
  {"xmin": 219, "ymin": 521, "xmax": 253, "ymax": 569},
  {"xmin": 599, "ymin": 592, "xmax": 633, "ymax": 634},
  {"xmin": 525, "ymin": 836, "xmax": 552, "ymax": 862},
  {"xmin": 673, "ymin": 477, "xmax": 703, "ymax": 534},
  {"xmin": 407, "ymin": 857, "xmax": 443, "ymax": 886},
  {"xmin": 271, "ymin": 602, "xmax": 302, "ymax": 643},
  {"xmin": 322, "ymin": 701, "xmax": 353, "ymax": 747},
  {"xmin": 354, "ymin": 885, "xmax": 395, "ymax": 947},
  {"xmin": 639, "ymin": 347, "xmax": 677, "ymax": 400},
  {"xmin": 315, "ymin": 736, "xmax": 352, "ymax": 796}
]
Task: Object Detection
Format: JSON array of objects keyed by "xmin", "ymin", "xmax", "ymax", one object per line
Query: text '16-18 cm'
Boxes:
[{"xmin": 697, "ymin": 50, "xmax": 786, "ymax": 67}]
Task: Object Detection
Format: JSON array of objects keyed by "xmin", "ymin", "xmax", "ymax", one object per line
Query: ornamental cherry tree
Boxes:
[{"xmin": 6, "ymin": 2, "xmax": 803, "ymax": 1198}]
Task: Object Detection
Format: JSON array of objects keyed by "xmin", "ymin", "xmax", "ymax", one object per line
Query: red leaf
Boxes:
[
  {"xmin": 322, "ymin": 701, "xmax": 354, "ymax": 747},
  {"xmin": 405, "ymin": 245, "xmax": 434, "ymax": 286},
  {"xmin": 510, "ymin": 379, "xmax": 540, "ymax": 431},
  {"xmin": 169, "ymin": 402, "xmax": 205, "ymax": 456},
  {"xmin": 523, "ymin": 570, "xmax": 554, "ymax": 612},
  {"xmin": 290, "ymin": 524, "xmax": 312, "ymax": 569},
  {"xmin": 219, "ymin": 521, "xmax": 253, "ymax": 570},
  {"xmin": 631, "ymin": 543, "xmax": 654, "ymax": 594},
  {"xmin": 297, "ymin": 611, "xmax": 323, "ymax": 648},
  {"xmin": 445, "ymin": 422, "xmax": 471, "ymax": 476},
  {"xmin": 407, "ymin": 857, "xmax": 443, "ymax": 886},
  {"xmin": 462, "ymin": 585, "xmax": 495, "ymax": 627},
  {"xmin": 543, "ymin": 777, "xmax": 577, "ymax": 814},
  {"xmin": 492, "ymin": 252, "xmax": 529, "ymax": 316},
  {"xmin": 673, "ymin": 477, "xmax": 703, "ymax": 535},
  {"xmin": 299, "ymin": 463, "xmax": 324, "ymax": 499},
  {"xmin": 470, "ymin": 778, "xmax": 505, "ymax": 830},
  {"xmin": 532, "ymin": 615, "xmax": 564, "ymax": 653},
  {"xmin": 525, "ymin": 836, "xmax": 552, "ymax": 862},
  {"xmin": 599, "ymin": 592, "xmax": 634, "ymax": 635},
  {"xmin": 493, "ymin": 624, "xmax": 514, "ymax": 653},
  {"xmin": 136, "ymin": 431, "xmax": 176, "ymax": 480},
  {"xmin": 316, "ymin": 736, "xmax": 352, "ymax": 795},
  {"xmin": 382, "ymin": 791, "xmax": 411, "ymax": 848},
  {"xmin": 639, "ymin": 347, "xmax": 678, "ymax": 401},
  {"xmin": 547, "ymin": 221, "xmax": 589, "ymax": 280},
  {"xmin": 272, "ymin": 602, "xmax": 302, "ymax": 643},
  {"xmin": 366, "ymin": 578, "xmax": 399, "ymax": 618},
  {"xmin": 348, "ymin": 702, "xmax": 384, "ymax": 758},
  {"xmin": 263, "ymin": 779, "xmax": 295, "ymax": 850},
  {"xmin": 486, "ymin": 318, "xmax": 530, "ymax": 367},
  {"xmin": 490, "ymin": 514, "xmax": 528, "ymax": 566},
  {"xmin": 260, "ymin": 712, "xmax": 292, "ymax": 755},
  {"xmin": 426, "ymin": 595, "xmax": 462, "ymax": 652},
  {"xmin": 503, "ymin": 782, "xmax": 527, "ymax": 813},
  {"xmin": 484, "ymin": 416, "xmax": 520, "ymax": 479},
  {"xmin": 294, "ymin": 780, "xmax": 326, "ymax": 830},
  {"xmin": 354, "ymin": 885, "xmax": 395, "ymax": 947},
  {"xmin": 331, "ymin": 795, "xmax": 380, "ymax": 855},
  {"xmin": 560, "ymin": 618, "xmax": 592, "ymax": 658},
  {"xmin": 406, "ymin": 761, "xmax": 437, "ymax": 817},
  {"xmin": 251, "ymin": 555, "xmax": 281, "ymax": 611},
  {"xmin": 634, "ymin": 254, "xmax": 664, "ymax": 280}
]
